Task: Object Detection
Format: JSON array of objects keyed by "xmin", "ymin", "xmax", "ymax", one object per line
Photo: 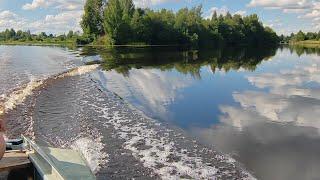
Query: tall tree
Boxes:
[
  {"xmin": 294, "ymin": 31, "xmax": 306, "ymax": 41},
  {"xmin": 81, "ymin": 0, "xmax": 104, "ymax": 37},
  {"xmin": 211, "ymin": 11, "xmax": 218, "ymax": 21},
  {"xmin": 103, "ymin": 0, "xmax": 123, "ymax": 44},
  {"xmin": 67, "ymin": 30, "xmax": 74, "ymax": 39},
  {"xmin": 120, "ymin": 0, "xmax": 134, "ymax": 21},
  {"xmin": 104, "ymin": 0, "xmax": 135, "ymax": 44}
]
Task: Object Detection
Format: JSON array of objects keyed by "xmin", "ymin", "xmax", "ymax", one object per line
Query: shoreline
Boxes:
[
  {"xmin": 0, "ymin": 41, "xmax": 188, "ymax": 48},
  {"xmin": 0, "ymin": 41, "xmax": 278, "ymax": 49},
  {"xmin": 289, "ymin": 40, "xmax": 320, "ymax": 48}
]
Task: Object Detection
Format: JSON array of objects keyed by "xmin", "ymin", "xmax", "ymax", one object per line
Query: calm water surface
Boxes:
[{"xmin": 2, "ymin": 45, "xmax": 320, "ymax": 179}]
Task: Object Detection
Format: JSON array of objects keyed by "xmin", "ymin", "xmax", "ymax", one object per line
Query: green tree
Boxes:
[
  {"xmin": 294, "ymin": 31, "xmax": 306, "ymax": 41},
  {"xmin": 120, "ymin": 0, "xmax": 134, "ymax": 21},
  {"xmin": 103, "ymin": 0, "xmax": 123, "ymax": 44},
  {"xmin": 225, "ymin": 12, "xmax": 232, "ymax": 19},
  {"xmin": 39, "ymin": 32, "xmax": 47, "ymax": 39},
  {"xmin": 211, "ymin": 11, "xmax": 218, "ymax": 21},
  {"xmin": 103, "ymin": 0, "xmax": 135, "ymax": 44},
  {"xmin": 67, "ymin": 30, "xmax": 74, "ymax": 39},
  {"xmin": 81, "ymin": 0, "xmax": 104, "ymax": 37},
  {"xmin": 78, "ymin": 2, "xmax": 279, "ymax": 46}
]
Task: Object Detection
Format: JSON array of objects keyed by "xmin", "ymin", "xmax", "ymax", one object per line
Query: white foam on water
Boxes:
[
  {"xmin": 1, "ymin": 78, "xmax": 43, "ymax": 114},
  {"xmin": 0, "ymin": 64, "xmax": 100, "ymax": 116},
  {"xmin": 60, "ymin": 64, "xmax": 99, "ymax": 77},
  {"xmin": 97, "ymin": 108, "xmax": 253, "ymax": 179},
  {"xmin": 71, "ymin": 137, "xmax": 108, "ymax": 174}
]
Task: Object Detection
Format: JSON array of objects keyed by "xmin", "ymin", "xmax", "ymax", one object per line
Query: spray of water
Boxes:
[{"xmin": 71, "ymin": 137, "xmax": 108, "ymax": 173}]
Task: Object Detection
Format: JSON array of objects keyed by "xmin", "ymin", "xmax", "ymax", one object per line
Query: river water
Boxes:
[{"xmin": 1, "ymin": 45, "xmax": 320, "ymax": 179}]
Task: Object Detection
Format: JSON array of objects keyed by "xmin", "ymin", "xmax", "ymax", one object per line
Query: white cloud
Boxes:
[
  {"xmin": 205, "ymin": 6, "xmax": 247, "ymax": 19},
  {"xmin": 234, "ymin": 10, "xmax": 247, "ymax": 16},
  {"xmin": 133, "ymin": 0, "xmax": 177, "ymax": 8},
  {"xmin": 20, "ymin": 0, "xmax": 84, "ymax": 33},
  {"xmin": 0, "ymin": 9, "xmax": 82, "ymax": 34},
  {"xmin": 6, "ymin": 0, "xmax": 182, "ymax": 34},
  {"xmin": 247, "ymin": 0, "xmax": 320, "ymax": 33},
  {"xmin": 301, "ymin": 9, "xmax": 320, "ymax": 19},
  {"xmin": 54, "ymin": 0, "xmax": 84, "ymax": 10},
  {"xmin": 22, "ymin": 0, "xmax": 51, "ymax": 10},
  {"xmin": 0, "ymin": 10, "xmax": 18, "ymax": 19},
  {"xmin": 28, "ymin": 10, "xmax": 83, "ymax": 34},
  {"xmin": 247, "ymin": 0, "xmax": 320, "ymax": 22},
  {"xmin": 283, "ymin": 8, "xmax": 306, "ymax": 13},
  {"xmin": 22, "ymin": 0, "xmax": 84, "ymax": 11},
  {"xmin": 264, "ymin": 19, "xmax": 283, "ymax": 28},
  {"xmin": 248, "ymin": 0, "xmax": 310, "ymax": 9},
  {"xmin": 0, "ymin": 10, "xmax": 27, "ymax": 31}
]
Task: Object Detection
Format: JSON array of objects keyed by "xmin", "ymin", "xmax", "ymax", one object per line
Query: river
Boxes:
[{"xmin": 1, "ymin": 45, "xmax": 320, "ymax": 179}]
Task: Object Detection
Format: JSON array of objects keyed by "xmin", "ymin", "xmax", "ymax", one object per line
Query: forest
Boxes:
[
  {"xmin": 280, "ymin": 31, "xmax": 320, "ymax": 42},
  {"xmin": 0, "ymin": 29, "xmax": 79, "ymax": 44},
  {"xmin": 0, "ymin": 0, "xmax": 280, "ymax": 48},
  {"xmin": 79, "ymin": 0, "xmax": 279, "ymax": 47}
]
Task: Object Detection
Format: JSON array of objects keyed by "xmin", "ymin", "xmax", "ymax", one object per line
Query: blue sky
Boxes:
[{"xmin": 0, "ymin": 0, "xmax": 319, "ymax": 35}]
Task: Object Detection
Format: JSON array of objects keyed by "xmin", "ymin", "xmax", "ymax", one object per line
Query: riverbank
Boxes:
[
  {"xmin": 0, "ymin": 41, "xmax": 185, "ymax": 48},
  {"xmin": 290, "ymin": 40, "xmax": 320, "ymax": 48},
  {"xmin": 0, "ymin": 40, "xmax": 76, "ymax": 47},
  {"xmin": 0, "ymin": 40, "xmax": 279, "ymax": 50}
]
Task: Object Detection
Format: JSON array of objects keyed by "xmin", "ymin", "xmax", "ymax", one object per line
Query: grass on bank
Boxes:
[
  {"xmin": 0, "ymin": 37, "xmax": 184, "ymax": 48},
  {"xmin": 290, "ymin": 40, "xmax": 320, "ymax": 48},
  {"xmin": 0, "ymin": 40, "xmax": 77, "ymax": 48}
]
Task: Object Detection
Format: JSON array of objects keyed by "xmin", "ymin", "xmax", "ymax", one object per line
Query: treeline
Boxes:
[
  {"xmin": 280, "ymin": 30, "xmax": 320, "ymax": 42},
  {"xmin": 80, "ymin": 0, "xmax": 279, "ymax": 47},
  {"xmin": 0, "ymin": 28, "xmax": 79, "ymax": 43}
]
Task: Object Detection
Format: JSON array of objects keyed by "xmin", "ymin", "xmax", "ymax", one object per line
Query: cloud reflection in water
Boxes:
[
  {"xmin": 194, "ymin": 52, "xmax": 320, "ymax": 180},
  {"xmin": 93, "ymin": 68, "xmax": 193, "ymax": 120}
]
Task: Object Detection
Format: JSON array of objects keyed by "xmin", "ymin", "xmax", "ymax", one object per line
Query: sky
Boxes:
[{"xmin": 0, "ymin": 0, "xmax": 319, "ymax": 35}]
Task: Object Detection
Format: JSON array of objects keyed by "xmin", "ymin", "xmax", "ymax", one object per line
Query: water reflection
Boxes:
[
  {"xmin": 284, "ymin": 45, "xmax": 320, "ymax": 57},
  {"xmin": 80, "ymin": 45, "xmax": 320, "ymax": 179},
  {"xmin": 193, "ymin": 47, "xmax": 320, "ymax": 180},
  {"xmin": 81, "ymin": 46, "xmax": 276, "ymax": 78},
  {"xmin": 86, "ymin": 46, "xmax": 276, "ymax": 123}
]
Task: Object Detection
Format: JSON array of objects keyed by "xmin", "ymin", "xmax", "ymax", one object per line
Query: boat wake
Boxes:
[
  {"xmin": 58, "ymin": 64, "xmax": 99, "ymax": 78},
  {"xmin": 0, "ymin": 78, "xmax": 43, "ymax": 116},
  {"xmin": 0, "ymin": 64, "xmax": 100, "ymax": 118},
  {"xmin": 2, "ymin": 63, "xmax": 254, "ymax": 179}
]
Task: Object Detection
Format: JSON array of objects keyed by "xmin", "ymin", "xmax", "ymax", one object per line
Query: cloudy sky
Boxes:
[{"xmin": 0, "ymin": 0, "xmax": 319, "ymax": 35}]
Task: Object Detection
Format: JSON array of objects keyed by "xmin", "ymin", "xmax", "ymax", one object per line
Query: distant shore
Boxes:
[
  {"xmin": 290, "ymin": 40, "xmax": 320, "ymax": 48},
  {"xmin": 0, "ymin": 41, "xmax": 75, "ymax": 47},
  {"xmin": 0, "ymin": 41, "xmax": 279, "ymax": 49},
  {"xmin": 0, "ymin": 41, "xmax": 186, "ymax": 48}
]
